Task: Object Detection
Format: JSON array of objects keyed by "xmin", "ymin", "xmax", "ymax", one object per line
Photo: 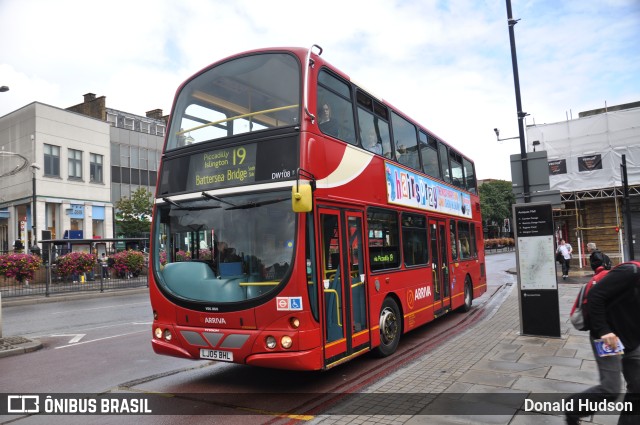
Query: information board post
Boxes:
[{"xmin": 513, "ymin": 202, "xmax": 561, "ymax": 337}]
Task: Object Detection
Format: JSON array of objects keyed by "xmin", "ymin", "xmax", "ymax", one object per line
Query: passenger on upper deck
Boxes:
[
  {"xmin": 364, "ymin": 129, "xmax": 382, "ymax": 155},
  {"xmin": 319, "ymin": 103, "xmax": 339, "ymax": 136}
]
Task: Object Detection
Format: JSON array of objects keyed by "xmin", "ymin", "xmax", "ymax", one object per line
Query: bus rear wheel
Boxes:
[
  {"xmin": 461, "ymin": 277, "xmax": 473, "ymax": 312},
  {"xmin": 374, "ymin": 297, "xmax": 401, "ymax": 357}
]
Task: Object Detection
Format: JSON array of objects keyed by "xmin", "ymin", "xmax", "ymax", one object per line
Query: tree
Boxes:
[
  {"xmin": 479, "ymin": 180, "xmax": 515, "ymax": 238},
  {"xmin": 115, "ymin": 188, "xmax": 153, "ymax": 237}
]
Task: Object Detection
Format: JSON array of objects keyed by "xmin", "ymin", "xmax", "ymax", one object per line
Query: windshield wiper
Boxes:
[
  {"xmin": 162, "ymin": 197, "xmax": 183, "ymax": 208},
  {"xmin": 225, "ymin": 197, "xmax": 289, "ymax": 210},
  {"xmin": 201, "ymin": 192, "xmax": 236, "ymax": 207}
]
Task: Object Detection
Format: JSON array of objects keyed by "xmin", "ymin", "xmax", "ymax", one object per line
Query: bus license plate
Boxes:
[{"xmin": 200, "ymin": 349, "xmax": 234, "ymax": 362}]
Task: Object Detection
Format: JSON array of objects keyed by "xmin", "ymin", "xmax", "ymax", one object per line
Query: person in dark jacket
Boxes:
[
  {"xmin": 565, "ymin": 262, "xmax": 640, "ymax": 424},
  {"xmin": 587, "ymin": 242, "xmax": 606, "ymax": 272}
]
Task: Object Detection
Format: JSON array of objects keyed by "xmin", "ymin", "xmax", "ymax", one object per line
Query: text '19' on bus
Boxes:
[{"xmin": 149, "ymin": 45, "xmax": 486, "ymax": 371}]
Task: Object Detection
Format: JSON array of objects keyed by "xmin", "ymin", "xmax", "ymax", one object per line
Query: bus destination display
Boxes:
[
  {"xmin": 191, "ymin": 144, "xmax": 257, "ymax": 188},
  {"xmin": 158, "ymin": 137, "xmax": 299, "ymax": 195}
]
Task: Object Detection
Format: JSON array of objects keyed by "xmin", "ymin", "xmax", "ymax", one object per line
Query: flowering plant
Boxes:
[
  {"xmin": 198, "ymin": 249, "xmax": 212, "ymax": 261},
  {"xmin": 111, "ymin": 250, "xmax": 145, "ymax": 277},
  {"xmin": 56, "ymin": 252, "xmax": 97, "ymax": 277},
  {"xmin": 0, "ymin": 253, "xmax": 43, "ymax": 282},
  {"xmin": 175, "ymin": 250, "xmax": 191, "ymax": 262},
  {"xmin": 159, "ymin": 251, "xmax": 167, "ymax": 266}
]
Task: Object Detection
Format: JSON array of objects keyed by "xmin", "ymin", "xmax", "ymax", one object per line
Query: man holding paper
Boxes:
[{"xmin": 565, "ymin": 262, "xmax": 640, "ymax": 424}]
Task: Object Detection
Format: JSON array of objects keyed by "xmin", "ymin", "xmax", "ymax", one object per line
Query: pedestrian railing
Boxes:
[{"xmin": 0, "ymin": 263, "xmax": 148, "ymax": 298}]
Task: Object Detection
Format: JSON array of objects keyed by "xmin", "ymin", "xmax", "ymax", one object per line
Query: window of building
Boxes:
[
  {"xmin": 156, "ymin": 124, "xmax": 165, "ymax": 137},
  {"xmin": 123, "ymin": 117, "xmax": 135, "ymax": 130},
  {"xmin": 90, "ymin": 153, "xmax": 103, "ymax": 183},
  {"xmin": 367, "ymin": 208, "xmax": 400, "ymax": 271},
  {"xmin": 68, "ymin": 149, "xmax": 83, "ymax": 179},
  {"xmin": 140, "ymin": 121, "xmax": 151, "ymax": 134},
  {"xmin": 149, "ymin": 150, "xmax": 158, "ymax": 171},
  {"xmin": 401, "ymin": 213, "xmax": 428, "ymax": 267},
  {"xmin": 139, "ymin": 148, "xmax": 148, "ymax": 169},
  {"xmin": 111, "ymin": 144, "xmax": 120, "ymax": 166},
  {"xmin": 106, "ymin": 113, "xmax": 117, "ymax": 127},
  {"xmin": 120, "ymin": 145, "xmax": 130, "ymax": 167},
  {"xmin": 131, "ymin": 147, "xmax": 139, "ymax": 169},
  {"xmin": 43, "ymin": 144, "xmax": 60, "ymax": 177}
]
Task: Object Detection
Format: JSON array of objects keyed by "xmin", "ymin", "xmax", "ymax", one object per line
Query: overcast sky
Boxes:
[{"xmin": 1, "ymin": 0, "xmax": 638, "ymax": 181}]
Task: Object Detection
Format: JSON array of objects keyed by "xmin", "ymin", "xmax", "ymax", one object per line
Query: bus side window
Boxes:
[
  {"xmin": 392, "ymin": 112, "xmax": 420, "ymax": 171},
  {"xmin": 317, "ymin": 70, "xmax": 357, "ymax": 145},
  {"xmin": 419, "ymin": 132, "xmax": 441, "ymax": 179},
  {"xmin": 401, "ymin": 213, "xmax": 428, "ymax": 267},
  {"xmin": 438, "ymin": 141, "xmax": 451, "ymax": 184},
  {"xmin": 450, "ymin": 150, "xmax": 464, "ymax": 189},
  {"xmin": 463, "ymin": 157, "xmax": 477, "ymax": 194},
  {"xmin": 367, "ymin": 208, "xmax": 400, "ymax": 271},
  {"xmin": 449, "ymin": 220, "xmax": 458, "ymax": 261}
]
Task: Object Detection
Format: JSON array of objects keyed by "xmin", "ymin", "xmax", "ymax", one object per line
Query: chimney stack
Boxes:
[{"xmin": 146, "ymin": 109, "xmax": 163, "ymax": 120}]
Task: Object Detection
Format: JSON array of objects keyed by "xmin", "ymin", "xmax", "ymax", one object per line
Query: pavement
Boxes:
[
  {"xmin": 312, "ymin": 267, "xmax": 612, "ymax": 425},
  {"xmin": 0, "ymin": 265, "xmax": 616, "ymax": 424}
]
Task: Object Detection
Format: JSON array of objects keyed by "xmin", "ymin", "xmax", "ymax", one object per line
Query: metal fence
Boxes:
[{"xmin": 0, "ymin": 262, "xmax": 148, "ymax": 298}]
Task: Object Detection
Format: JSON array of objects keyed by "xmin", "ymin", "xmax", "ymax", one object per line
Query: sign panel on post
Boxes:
[{"xmin": 513, "ymin": 202, "xmax": 561, "ymax": 337}]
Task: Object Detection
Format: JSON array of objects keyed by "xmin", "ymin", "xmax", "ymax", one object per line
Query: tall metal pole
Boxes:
[
  {"xmin": 31, "ymin": 134, "xmax": 38, "ymax": 249},
  {"xmin": 32, "ymin": 170, "xmax": 37, "ymax": 247},
  {"xmin": 505, "ymin": 0, "xmax": 530, "ymax": 203},
  {"xmin": 621, "ymin": 155, "xmax": 634, "ymax": 260}
]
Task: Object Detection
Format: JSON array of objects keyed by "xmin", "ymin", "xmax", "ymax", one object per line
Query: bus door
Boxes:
[
  {"xmin": 319, "ymin": 207, "xmax": 369, "ymax": 367},
  {"xmin": 429, "ymin": 218, "xmax": 451, "ymax": 315}
]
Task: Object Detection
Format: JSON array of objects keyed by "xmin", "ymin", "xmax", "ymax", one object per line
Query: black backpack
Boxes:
[{"xmin": 602, "ymin": 253, "xmax": 612, "ymax": 270}]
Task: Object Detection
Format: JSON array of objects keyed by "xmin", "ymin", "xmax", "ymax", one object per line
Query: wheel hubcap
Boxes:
[{"xmin": 380, "ymin": 308, "xmax": 398, "ymax": 344}]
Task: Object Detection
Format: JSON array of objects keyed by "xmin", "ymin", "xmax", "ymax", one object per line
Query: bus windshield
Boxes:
[
  {"xmin": 154, "ymin": 190, "xmax": 296, "ymax": 304},
  {"xmin": 166, "ymin": 52, "xmax": 301, "ymax": 150}
]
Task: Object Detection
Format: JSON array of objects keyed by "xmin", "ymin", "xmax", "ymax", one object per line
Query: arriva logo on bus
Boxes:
[
  {"xmin": 204, "ymin": 317, "xmax": 227, "ymax": 324},
  {"xmin": 407, "ymin": 286, "xmax": 432, "ymax": 310}
]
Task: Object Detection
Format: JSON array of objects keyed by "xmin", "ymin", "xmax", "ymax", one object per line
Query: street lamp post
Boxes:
[
  {"xmin": 505, "ymin": 0, "xmax": 530, "ymax": 203},
  {"xmin": 31, "ymin": 162, "xmax": 40, "ymax": 249}
]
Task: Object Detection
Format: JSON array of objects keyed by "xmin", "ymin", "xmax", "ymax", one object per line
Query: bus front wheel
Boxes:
[{"xmin": 374, "ymin": 297, "xmax": 401, "ymax": 357}]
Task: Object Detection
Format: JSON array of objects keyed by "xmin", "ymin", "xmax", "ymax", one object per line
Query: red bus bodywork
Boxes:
[{"xmin": 149, "ymin": 47, "xmax": 486, "ymax": 371}]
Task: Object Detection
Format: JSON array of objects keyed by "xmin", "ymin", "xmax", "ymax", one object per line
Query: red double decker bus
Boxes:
[{"xmin": 149, "ymin": 45, "xmax": 486, "ymax": 370}]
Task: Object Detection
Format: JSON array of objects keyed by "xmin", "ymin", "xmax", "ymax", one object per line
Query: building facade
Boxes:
[
  {"xmin": 67, "ymin": 94, "xmax": 165, "ymax": 236},
  {"xmin": 0, "ymin": 103, "xmax": 112, "ymax": 251},
  {"xmin": 526, "ymin": 102, "xmax": 640, "ymax": 266}
]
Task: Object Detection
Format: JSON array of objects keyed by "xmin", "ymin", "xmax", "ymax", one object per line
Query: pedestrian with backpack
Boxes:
[
  {"xmin": 564, "ymin": 262, "xmax": 640, "ymax": 425},
  {"xmin": 557, "ymin": 239, "xmax": 573, "ymax": 280},
  {"xmin": 587, "ymin": 242, "xmax": 612, "ymax": 272}
]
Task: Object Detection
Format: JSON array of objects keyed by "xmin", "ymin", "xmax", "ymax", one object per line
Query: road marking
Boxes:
[
  {"xmin": 51, "ymin": 302, "xmax": 149, "ymax": 315},
  {"xmin": 50, "ymin": 333, "xmax": 86, "ymax": 344},
  {"xmin": 54, "ymin": 329, "xmax": 148, "ymax": 350}
]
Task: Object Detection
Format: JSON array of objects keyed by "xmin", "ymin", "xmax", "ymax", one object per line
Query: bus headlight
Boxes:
[
  {"xmin": 163, "ymin": 329, "xmax": 172, "ymax": 341},
  {"xmin": 154, "ymin": 327, "xmax": 163, "ymax": 339},
  {"xmin": 281, "ymin": 336, "xmax": 293, "ymax": 349},
  {"xmin": 265, "ymin": 336, "xmax": 277, "ymax": 349}
]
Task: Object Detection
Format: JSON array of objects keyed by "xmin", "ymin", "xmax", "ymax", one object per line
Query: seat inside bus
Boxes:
[{"xmin": 162, "ymin": 262, "xmax": 244, "ymax": 302}]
